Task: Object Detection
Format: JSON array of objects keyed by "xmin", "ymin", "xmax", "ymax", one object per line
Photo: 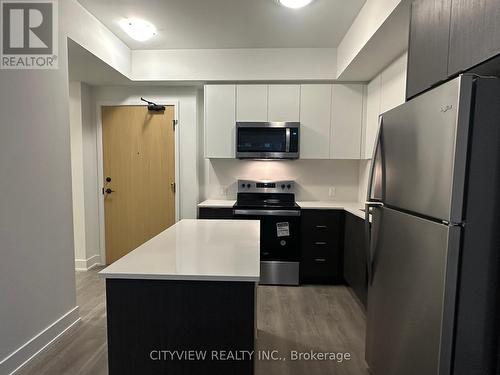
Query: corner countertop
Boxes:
[
  {"xmin": 197, "ymin": 199, "xmax": 367, "ymax": 220},
  {"xmin": 197, "ymin": 199, "xmax": 236, "ymax": 208},
  {"xmin": 297, "ymin": 201, "xmax": 367, "ymax": 220},
  {"xmin": 99, "ymin": 219, "xmax": 260, "ymax": 282}
]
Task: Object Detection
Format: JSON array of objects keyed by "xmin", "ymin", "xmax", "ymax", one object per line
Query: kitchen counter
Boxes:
[
  {"xmin": 101, "ymin": 219, "xmax": 258, "ymax": 375},
  {"xmin": 100, "ymin": 219, "xmax": 260, "ymax": 282},
  {"xmin": 197, "ymin": 199, "xmax": 236, "ymax": 208},
  {"xmin": 198, "ymin": 199, "xmax": 367, "ymax": 220},
  {"xmin": 297, "ymin": 201, "xmax": 367, "ymax": 220}
]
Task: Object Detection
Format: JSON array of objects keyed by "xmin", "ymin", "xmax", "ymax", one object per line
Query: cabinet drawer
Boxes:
[
  {"xmin": 303, "ymin": 240, "xmax": 335, "ymax": 258},
  {"xmin": 302, "ymin": 257, "xmax": 336, "ymax": 278},
  {"xmin": 301, "ymin": 210, "xmax": 343, "ymax": 242},
  {"xmin": 301, "ymin": 209, "xmax": 341, "ymax": 227},
  {"xmin": 198, "ymin": 207, "xmax": 234, "ymax": 219}
]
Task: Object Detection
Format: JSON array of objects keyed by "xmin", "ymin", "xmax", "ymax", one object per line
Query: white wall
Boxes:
[
  {"xmin": 337, "ymin": 0, "xmax": 404, "ymax": 77},
  {"xmin": 203, "ymin": 159, "xmax": 360, "ymax": 202},
  {"xmin": 132, "ymin": 48, "xmax": 337, "ymax": 81},
  {"xmin": 0, "ymin": 23, "xmax": 78, "ymax": 375},
  {"xmin": 358, "ymin": 52, "xmax": 407, "ymax": 202},
  {"xmin": 92, "ymin": 86, "xmax": 200, "ymax": 220},
  {"xmin": 80, "ymin": 83, "xmax": 101, "ymax": 268},
  {"xmin": 0, "ymin": 0, "xmax": 136, "ymax": 373},
  {"xmin": 69, "ymin": 82, "xmax": 101, "ymax": 270},
  {"xmin": 69, "ymin": 82, "xmax": 87, "ymax": 266},
  {"xmin": 61, "ymin": 0, "xmax": 131, "ymax": 77}
]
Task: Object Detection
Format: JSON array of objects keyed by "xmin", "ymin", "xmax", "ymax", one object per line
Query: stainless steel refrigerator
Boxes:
[{"xmin": 365, "ymin": 75, "xmax": 500, "ymax": 375}]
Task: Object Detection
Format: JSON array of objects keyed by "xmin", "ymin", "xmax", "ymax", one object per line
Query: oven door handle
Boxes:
[{"xmin": 233, "ymin": 209, "xmax": 301, "ymax": 217}]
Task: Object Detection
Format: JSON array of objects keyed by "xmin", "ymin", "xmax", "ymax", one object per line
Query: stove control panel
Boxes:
[{"xmin": 238, "ymin": 180, "xmax": 295, "ymax": 194}]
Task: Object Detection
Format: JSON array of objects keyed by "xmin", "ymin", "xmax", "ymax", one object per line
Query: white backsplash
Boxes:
[{"xmin": 203, "ymin": 159, "xmax": 361, "ymax": 202}]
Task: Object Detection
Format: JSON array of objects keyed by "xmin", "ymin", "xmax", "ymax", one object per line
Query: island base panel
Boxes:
[{"xmin": 106, "ymin": 279, "xmax": 255, "ymax": 375}]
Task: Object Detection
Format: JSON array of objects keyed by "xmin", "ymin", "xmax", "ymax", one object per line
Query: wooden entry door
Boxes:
[{"xmin": 102, "ymin": 105, "xmax": 176, "ymax": 264}]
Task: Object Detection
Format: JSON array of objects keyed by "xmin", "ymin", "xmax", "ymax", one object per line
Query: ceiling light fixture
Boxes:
[
  {"xmin": 119, "ymin": 18, "xmax": 157, "ymax": 42},
  {"xmin": 278, "ymin": 0, "xmax": 314, "ymax": 9}
]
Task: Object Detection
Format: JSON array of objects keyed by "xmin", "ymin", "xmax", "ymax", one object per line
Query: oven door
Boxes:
[
  {"xmin": 233, "ymin": 209, "xmax": 301, "ymax": 261},
  {"xmin": 236, "ymin": 122, "xmax": 299, "ymax": 159}
]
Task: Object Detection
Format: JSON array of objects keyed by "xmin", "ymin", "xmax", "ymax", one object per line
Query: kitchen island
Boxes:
[{"xmin": 100, "ymin": 219, "xmax": 260, "ymax": 375}]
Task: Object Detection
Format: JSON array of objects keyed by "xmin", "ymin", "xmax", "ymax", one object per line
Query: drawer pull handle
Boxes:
[
  {"xmin": 315, "ymin": 225, "xmax": 328, "ymax": 229},
  {"xmin": 314, "ymin": 258, "xmax": 327, "ymax": 262},
  {"xmin": 314, "ymin": 241, "xmax": 327, "ymax": 245}
]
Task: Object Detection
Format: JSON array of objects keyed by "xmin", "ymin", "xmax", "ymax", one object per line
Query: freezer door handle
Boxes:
[{"xmin": 365, "ymin": 202, "xmax": 384, "ymax": 285}]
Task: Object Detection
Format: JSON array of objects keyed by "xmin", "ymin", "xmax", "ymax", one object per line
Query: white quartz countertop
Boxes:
[
  {"xmin": 99, "ymin": 219, "xmax": 260, "ymax": 282},
  {"xmin": 198, "ymin": 199, "xmax": 367, "ymax": 220},
  {"xmin": 197, "ymin": 199, "xmax": 236, "ymax": 208},
  {"xmin": 297, "ymin": 201, "xmax": 367, "ymax": 220}
]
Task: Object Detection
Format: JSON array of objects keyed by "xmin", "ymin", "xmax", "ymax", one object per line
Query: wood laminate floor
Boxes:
[{"xmin": 20, "ymin": 268, "xmax": 368, "ymax": 375}]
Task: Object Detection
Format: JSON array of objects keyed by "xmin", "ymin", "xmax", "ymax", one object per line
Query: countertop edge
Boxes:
[
  {"xmin": 198, "ymin": 199, "xmax": 368, "ymax": 220},
  {"xmin": 99, "ymin": 272, "xmax": 259, "ymax": 282}
]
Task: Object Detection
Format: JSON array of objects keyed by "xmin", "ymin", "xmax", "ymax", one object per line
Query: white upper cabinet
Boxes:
[
  {"xmin": 364, "ymin": 75, "xmax": 382, "ymax": 159},
  {"xmin": 380, "ymin": 53, "xmax": 407, "ymax": 114},
  {"xmin": 236, "ymin": 85, "xmax": 268, "ymax": 122},
  {"xmin": 330, "ymin": 84, "xmax": 364, "ymax": 159},
  {"xmin": 363, "ymin": 54, "xmax": 407, "ymax": 159},
  {"xmin": 299, "ymin": 84, "xmax": 332, "ymax": 159},
  {"xmin": 204, "ymin": 85, "xmax": 236, "ymax": 158},
  {"xmin": 268, "ymin": 85, "xmax": 300, "ymax": 122},
  {"xmin": 204, "ymin": 83, "xmax": 367, "ymax": 160}
]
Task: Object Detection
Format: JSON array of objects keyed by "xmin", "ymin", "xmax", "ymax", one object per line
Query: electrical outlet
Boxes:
[{"xmin": 328, "ymin": 187, "xmax": 336, "ymax": 199}]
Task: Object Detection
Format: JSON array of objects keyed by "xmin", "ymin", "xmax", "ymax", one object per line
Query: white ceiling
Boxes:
[{"xmin": 76, "ymin": 0, "xmax": 366, "ymax": 50}]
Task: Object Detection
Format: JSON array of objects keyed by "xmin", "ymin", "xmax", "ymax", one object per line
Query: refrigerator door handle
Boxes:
[
  {"xmin": 366, "ymin": 115, "xmax": 384, "ymax": 203},
  {"xmin": 365, "ymin": 115, "xmax": 384, "ymax": 285},
  {"xmin": 365, "ymin": 202, "xmax": 384, "ymax": 285}
]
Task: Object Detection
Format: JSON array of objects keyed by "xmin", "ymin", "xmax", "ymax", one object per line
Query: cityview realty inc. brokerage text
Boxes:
[{"xmin": 149, "ymin": 349, "xmax": 352, "ymax": 362}]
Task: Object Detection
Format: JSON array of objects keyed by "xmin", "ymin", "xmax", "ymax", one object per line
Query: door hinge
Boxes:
[
  {"xmin": 173, "ymin": 119, "xmax": 178, "ymax": 130},
  {"xmin": 171, "ymin": 182, "xmax": 176, "ymax": 193}
]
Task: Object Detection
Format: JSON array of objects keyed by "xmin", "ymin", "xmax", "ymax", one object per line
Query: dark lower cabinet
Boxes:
[
  {"xmin": 106, "ymin": 279, "xmax": 255, "ymax": 375},
  {"xmin": 198, "ymin": 207, "xmax": 234, "ymax": 219},
  {"xmin": 300, "ymin": 210, "xmax": 344, "ymax": 284},
  {"xmin": 343, "ymin": 213, "xmax": 367, "ymax": 308}
]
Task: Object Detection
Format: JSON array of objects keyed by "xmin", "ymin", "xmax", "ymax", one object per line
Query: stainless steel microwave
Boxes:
[{"xmin": 236, "ymin": 122, "xmax": 300, "ymax": 159}]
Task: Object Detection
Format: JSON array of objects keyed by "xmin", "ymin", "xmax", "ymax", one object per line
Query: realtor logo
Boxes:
[{"xmin": 1, "ymin": 0, "xmax": 58, "ymax": 69}]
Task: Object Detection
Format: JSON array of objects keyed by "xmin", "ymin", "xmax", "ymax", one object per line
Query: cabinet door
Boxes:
[
  {"xmin": 236, "ymin": 85, "xmax": 268, "ymax": 122},
  {"xmin": 204, "ymin": 85, "xmax": 236, "ymax": 158},
  {"xmin": 300, "ymin": 210, "xmax": 344, "ymax": 284},
  {"xmin": 448, "ymin": 0, "xmax": 500, "ymax": 76},
  {"xmin": 380, "ymin": 53, "xmax": 407, "ymax": 114},
  {"xmin": 268, "ymin": 85, "xmax": 300, "ymax": 122},
  {"xmin": 406, "ymin": 0, "xmax": 452, "ymax": 99},
  {"xmin": 299, "ymin": 84, "xmax": 332, "ymax": 159},
  {"xmin": 364, "ymin": 75, "xmax": 381, "ymax": 159},
  {"xmin": 330, "ymin": 84, "xmax": 363, "ymax": 159},
  {"xmin": 344, "ymin": 213, "xmax": 367, "ymax": 307}
]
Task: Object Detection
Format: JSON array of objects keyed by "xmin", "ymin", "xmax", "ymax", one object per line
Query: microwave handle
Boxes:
[{"xmin": 285, "ymin": 128, "xmax": 291, "ymax": 152}]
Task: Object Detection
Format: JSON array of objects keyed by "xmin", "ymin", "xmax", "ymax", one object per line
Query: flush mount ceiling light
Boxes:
[
  {"xmin": 119, "ymin": 18, "xmax": 157, "ymax": 42},
  {"xmin": 278, "ymin": 0, "xmax": 315, "ymax": 9}
]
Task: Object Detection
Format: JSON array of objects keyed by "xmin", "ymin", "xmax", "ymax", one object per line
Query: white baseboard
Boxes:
[
  {"xmin": 1, "ymin": 306, "xmax": 80, "ymax": 375},
  {"xmin": 75, "ymin": 254, "xmax": 102, "ymax": 271}
]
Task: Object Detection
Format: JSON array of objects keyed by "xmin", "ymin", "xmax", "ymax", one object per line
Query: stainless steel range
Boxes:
[{"xmin": 233, "ymin": 180, "xmax": 300, "ymax": 285}]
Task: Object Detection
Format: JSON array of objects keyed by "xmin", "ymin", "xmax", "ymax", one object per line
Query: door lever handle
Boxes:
[{"xmin": 105, "ymin": 188, "xmax": 115, "ymax": 194}]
